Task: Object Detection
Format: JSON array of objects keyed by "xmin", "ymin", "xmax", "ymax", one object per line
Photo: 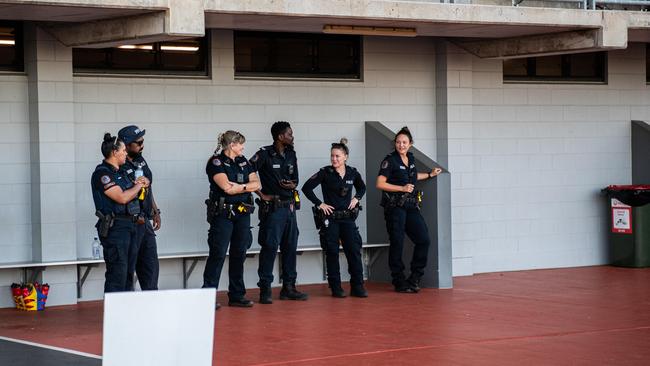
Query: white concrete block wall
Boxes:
[
  {"xmin": 0, "ymin": 74, "xmax": 31, "ymax": 263},
  {"xmin": 449, "ymin": 43, "xmax": 649, "ymax": 276},
  {"xmin": 71, "ymin": 30, "xmax": 437, "ymax": 298},
  {"xmin": 0, "ymin": 74, "xmax": 31, "ymax": 307}
]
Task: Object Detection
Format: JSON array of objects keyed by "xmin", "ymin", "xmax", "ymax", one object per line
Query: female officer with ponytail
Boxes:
[
  {"xmin": 376, "ymin": 127, "xmax": 442, "ymax": 293},
  {"xmin": 203, "ymin": 131, "xmax": 261, "ymax": 309},
  {"xmin": 91, "ymin": 133, "xmax": 149, "ymax": 293},
  {"xmin": 302, "ymin": 138, "xmax": 368, "ymax": 298}
]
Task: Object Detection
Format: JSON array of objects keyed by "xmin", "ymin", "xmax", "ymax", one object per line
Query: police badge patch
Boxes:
[
  {"xmin": 213, "ymin": 158, "xmax": 221, "ymax": 166},
  {"xmin": 100, "ymin": 175, "xmax": 111, "ymax": 184},
  {"xmin": 251, "ymin": 154, "xmax": 259, "ymax": 163},
  {"xmin": 381, "ymin": 160, "xmax": 389, "ymax": 169}
]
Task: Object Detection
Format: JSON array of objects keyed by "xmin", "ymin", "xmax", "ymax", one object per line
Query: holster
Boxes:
[
  {"xmin": 205, "ymin": 198, "xmax": 220, "ymax": 223},
  {"xmin": 95, "ymin": 210, "xmax": 115, "ymax": 238},
  {"xmin": 312, "ymin": 206, "xmax": 327, "ymax": 230},
  {"xmin": 256, "ymin": 198, "xmax": 272, "ymax": 221}
]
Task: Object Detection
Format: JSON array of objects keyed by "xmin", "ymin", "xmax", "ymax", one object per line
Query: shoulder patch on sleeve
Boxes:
[
  {"xmin": 251, "ymin": 153, "xmax": 259, "ymax": 163},
  {"xmin": 309, "ymin": 173, "xmax": 318, "ymax": 180},
  {"xmin": 212, "ymin": 158, "xmax": 221, "ymax": 166},
  {"xmin": 100, "ymin": 175, "xmax": 111, "ymax": 184},
  {"xmin": 381, "ymin": 160, "xmax": 390, "ymax": 169}
]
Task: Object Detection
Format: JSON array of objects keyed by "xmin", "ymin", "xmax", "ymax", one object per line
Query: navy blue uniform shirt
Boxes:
[
  {"xmin": 378, "ymin": 151, "xmax": 418, "ymax": 187},
  {"xmin": 302, "ymin": 165, "xmax": 366, "ymax": 210},
  {"xmin": 91, "ymin": 161, "xmax": 138, "ymax": 216},
  {"xmin": 206, "ymin": 151, "xmax": 256, "ymax": 204},
  {"xmin": 249, "ymin": 145, "xmax": 298, "ymax": 200},
  {"xmin": 122, "ymin": 156, "xmax": 154, "ymax": 217}
]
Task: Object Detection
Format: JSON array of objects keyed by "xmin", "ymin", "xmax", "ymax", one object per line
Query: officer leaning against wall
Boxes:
[
  {"xmin": 203, "ymin": 131, "xmax": 260, "ymax": 309},
  {"xmin": 118, "ymin": 125, "xmax": 161, "ymax": 291},
  {"xmin": 302, "ymin": 138, "xmax": 368, "ymax": 298},
  {"xmin": 91, "ymin": 133, "xmax": 150, "ymax": 293},
  {"xmin": 376, "ymin": 126, "xmax": 442, "ymax": 294},
  {"xmin": 249, "ymin": 121, "xmax": 308, "ymax": 304}
]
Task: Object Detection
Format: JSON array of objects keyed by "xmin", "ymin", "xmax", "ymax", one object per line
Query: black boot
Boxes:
[
  {"xmin": 329, "ymin": 281, "xmax": 346, "ymax": 298},
  {"xmin": 350, "ymin": 283, "xmax": 368, "ymax": 298},
  {"xmin": 279, "ymin": 282, "xmax": 308, "ymax": 301},
  {"xmin": 228, "ymin": 297, "xmax": 254, "ymax": 307},
  {"xmin": 394, "ymin": 278, "xmax": 416, "ymax": 294},
  {"xmin": 259, "ymin": 286, "xmax": 273, "ymax": 304},
  {"xmin": 407, "ymin": 276, "xmax": 420, "ymax": 293}
]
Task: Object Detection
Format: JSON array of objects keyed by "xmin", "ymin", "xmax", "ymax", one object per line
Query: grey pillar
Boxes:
[
  {"xmin": 25, "ymin": 23, "xmax": 77, "ymax": 263},
  {"xmin": 632, "ymin": 120, "xmax": 650, "ymax": 185}
]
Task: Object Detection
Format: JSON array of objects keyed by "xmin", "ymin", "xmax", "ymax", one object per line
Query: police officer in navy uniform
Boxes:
[
  {"xmin": 91, "ymin": 133, "xmax": 149, "ymax": 293},
  {"xmin": 118, "ymin": 125, "xmax": 160, "ymax": 291},
  {"xmin": 376, "ymin": 127, "xmax": 442, "ymax": 293},
  {"xmin": 250, "ymin": 121, "xmax": 308, "ymax": 304},
  {"xmin": 302, "ymin": 138, "xmax": 368, "ymax": 298},
  {"xmin": 203, "ymin": 130, "xmax": 261, "ymax": 309}
]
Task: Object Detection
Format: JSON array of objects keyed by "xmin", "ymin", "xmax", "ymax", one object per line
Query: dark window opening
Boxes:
[
  {"xmin": 0, "ymin": 22, "xmax": 24, "ymax": 72},
  {"xmin": 503, "ymin": 52, "xmax": 606, "ymax": 83},
  {"xmin": 73, "ymin": 37, "xmax": 208, "ymax": 76},
  {"xmin": 646, "ymin": 44, "xmax": 649, "ymax": 83},
  {"xmin": 234, "ymin": 31, "xmax": 361, "ymax": 79}
]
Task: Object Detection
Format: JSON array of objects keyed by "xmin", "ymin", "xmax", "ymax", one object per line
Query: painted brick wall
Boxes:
[{"xmin": 449, "ymin": 43, "xmax": 649, "ymax": 276}]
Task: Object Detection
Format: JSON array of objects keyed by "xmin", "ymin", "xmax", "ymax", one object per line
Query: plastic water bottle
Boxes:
[
  {"xmin": 134, "ymin": 165, "xmax": 144, "ymax": 180},
  {"xmin": 135, "ymin": 164, "xmax": 146, "ymax": 201},
  {"xmin": 92, "ymin": 237, "xmax": 101, "ymax": 259}
]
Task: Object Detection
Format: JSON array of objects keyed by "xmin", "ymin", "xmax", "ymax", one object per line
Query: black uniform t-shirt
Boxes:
[
  {"xmin": 378, "ymin": 151, "xmax": 418, "ymax": 187},
  {"xmin": 249, "ymin": 145, "xmax": 298, "ymax": 200},
  {"xmin": 122, "ymin": 155, "xmax": 154, "ymax": 217},
  {"xmin": 302, "ymin": 165, "xmax": 366, "ymax": 210},
  {"xmin": 91, "ymin": 161, "xmax": 138, "ymax": 216},
  {"xmin": 206, "ymin": 151, "xmax": 256, "ymax": 204}
]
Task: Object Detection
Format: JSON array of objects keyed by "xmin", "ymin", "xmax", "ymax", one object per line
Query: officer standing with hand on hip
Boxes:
[
  {"xmin": 302, "ymin": 138, "xmax": 368, "ymax": 298},
  {"xmin": 91, "ymin": 133, "xmax": 149, "ymax": 293},
  {"xmin": 118, "ymin": 125, "xmax": 160, "ymax": 291},
  {"xmin": 250, "ymin": 121, "xmax": 308, "ymax": 304}
]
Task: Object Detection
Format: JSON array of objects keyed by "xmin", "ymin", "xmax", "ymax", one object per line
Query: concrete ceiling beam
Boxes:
[
  {"xmin": 452, "ymin": 12, "xmax": 629, "ymax": 59},
  {"xmin": 44, "ymin": 0, "xmax": 204, "ymax": 47}
]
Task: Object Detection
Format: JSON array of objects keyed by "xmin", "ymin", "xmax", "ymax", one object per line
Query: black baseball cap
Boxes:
[{"xmin": 118, "ymin": 125, "xmax": 146, "ymax": 145}]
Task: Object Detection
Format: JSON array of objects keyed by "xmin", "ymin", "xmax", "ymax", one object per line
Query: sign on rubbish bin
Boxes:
[{"xmin": 611, "ymin": 198, "xmax": 632, "ymax": 234}]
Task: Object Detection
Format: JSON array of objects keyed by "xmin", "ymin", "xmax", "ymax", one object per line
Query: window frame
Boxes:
[
  {"xmin": 233, "ymin": 31, "xmax": 363, "ymax": 81},
  {"xmin": 0, "ymin": 21, "xmax": 24, "ymax": 73},
  {"xmin": 72, "ymin": 35, "xmax": 210, "ymax": 78},
  {"xmin": 503, "ymin": 52, "xmax": 607, "ymax": 84}
]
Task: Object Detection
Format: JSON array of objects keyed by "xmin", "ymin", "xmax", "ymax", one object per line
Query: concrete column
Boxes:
[
  {"xmin": 24, "ymin": 23, "xmax": 77, "ymax": 263},
  {"xmin": 436, "ymin": 40, "xmax": 473, "ymax": 279}
]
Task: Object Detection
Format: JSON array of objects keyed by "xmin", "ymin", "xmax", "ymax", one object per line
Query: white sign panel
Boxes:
[{"xmin": 103, "ymin": 289, "xmax": 215, "ymax": 366}]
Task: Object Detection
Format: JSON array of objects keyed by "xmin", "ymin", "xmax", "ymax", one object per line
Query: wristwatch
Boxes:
[{"xmin": 243, "ymin": 184, "xmax": 247, "ymax": 191}]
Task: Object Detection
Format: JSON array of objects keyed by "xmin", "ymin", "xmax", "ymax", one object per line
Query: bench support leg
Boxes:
[
  {"xmin": 183, "ymin": 258, "xmax": 200, "ymax": 289},
  {"xmin": 77, "ymin": 264, "xmax": 98, "ymax": 298}
]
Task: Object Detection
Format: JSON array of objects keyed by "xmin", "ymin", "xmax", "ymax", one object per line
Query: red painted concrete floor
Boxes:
[{"xmin": 1, "ymin": 266, "xmax": 650, "ymax": 365}]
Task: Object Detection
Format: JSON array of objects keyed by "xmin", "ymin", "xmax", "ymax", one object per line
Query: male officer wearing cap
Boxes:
[{"xmin": 118, "ymin": 125, "xmax": 160, "ymax": 291}]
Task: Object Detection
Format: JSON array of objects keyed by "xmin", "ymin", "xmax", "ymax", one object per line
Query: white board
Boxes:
[{"xmin": 103, "ymin": 289, "xmax": 216, "ymax": 366}]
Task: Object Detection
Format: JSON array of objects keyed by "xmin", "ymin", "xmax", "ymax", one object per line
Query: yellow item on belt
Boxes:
[
  {"xmin": 294, "ymin": 190, "xmax": 300, "ymax": 203},
  {"xmin": 139, "ymin": 188, "xmax": 146, "ymax": 201},
  {"xmin": 417, "ymin": 191, "xmax": 422, "ymax": 203},
  {"xmin": 237, "ymin": 204, "xmax": 246, "ymax": 213}
]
